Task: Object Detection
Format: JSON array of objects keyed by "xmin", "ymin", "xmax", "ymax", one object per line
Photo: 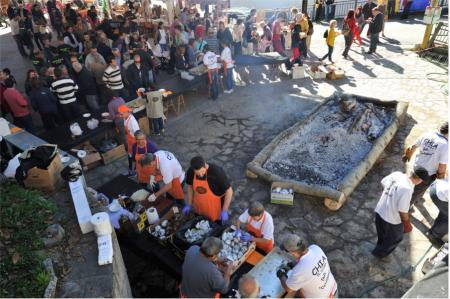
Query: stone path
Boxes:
[
  {"xmin": 1, "ymin": 17, "xmax": 448, "ymax": 298},
  {"xmin": 84, "ymin": 20, "xmax": 448, "ymax": 298}
]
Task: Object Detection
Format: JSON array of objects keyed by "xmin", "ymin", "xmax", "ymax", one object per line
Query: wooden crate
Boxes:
[
  {"xmin": 147, "ymin": 206, "xmax": 183, "ymax": 245},
  {"xmin": 221, "ymin": 228, "xmax": 256, "ymax": 275}
]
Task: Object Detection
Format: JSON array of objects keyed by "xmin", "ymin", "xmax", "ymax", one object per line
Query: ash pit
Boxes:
[{"xmin": 263, "ymin": 95, "xmax": 396, "ymax": 189}]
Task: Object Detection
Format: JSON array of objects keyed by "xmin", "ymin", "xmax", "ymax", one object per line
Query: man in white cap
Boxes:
[{"xmin": 278, "ymin": 234, "xmax": 338, "ymax": 298}]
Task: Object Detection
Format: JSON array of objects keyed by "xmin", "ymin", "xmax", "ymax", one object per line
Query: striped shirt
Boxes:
[
  {"xmin": 102, "ymin": 65, "xmax": 124, "ymax": 90},
  {"xmin": 50, "ymin": 78, "xmax": 79, "ymax": 105}
]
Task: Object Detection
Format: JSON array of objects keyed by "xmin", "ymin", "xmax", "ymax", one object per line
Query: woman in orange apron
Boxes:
[{"xmin": 133, "ymin": 131, "xmax": 161, "ymax": 186}]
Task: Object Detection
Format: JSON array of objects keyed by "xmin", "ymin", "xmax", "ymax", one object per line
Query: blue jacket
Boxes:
[{"xmin": 29, "ymin": 87, "xmax": 58, "ymax": 114}]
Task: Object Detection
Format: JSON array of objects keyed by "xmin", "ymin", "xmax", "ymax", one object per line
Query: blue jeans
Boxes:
[
  {"xmin": 233, "ymin": 42, "xmax": 242, "ymax": 56},
  {"xmin": 325, "ymin": 5, "xmax": 332, "ymax": 20},
  {"xmin": 225, "ymin": 67, "xmax": 234, "ymax": 91},
  {"xmin": 369, "ymin": 33, "xmax": 379, "ymax": 52},
  {"xmin": 151, "ymin": 117, "xmax": 164, "ymax": 134},
  {"xmin": 209, "ymin": 70, "xmax": 219, "ymax": 100}
]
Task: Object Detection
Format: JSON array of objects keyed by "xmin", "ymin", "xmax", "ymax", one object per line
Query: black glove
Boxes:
[{"xmin": 276, "ymin": 268, "xmax": 287, "ymax": 279}]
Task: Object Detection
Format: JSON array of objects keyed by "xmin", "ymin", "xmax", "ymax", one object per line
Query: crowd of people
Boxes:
[
  {"xmin": 1, "ymin": 0, "xmax": 392, "ymax": 134},
  {"xmin": 0, "ymin": 0, "xmax": 447, "ymax": 297}
]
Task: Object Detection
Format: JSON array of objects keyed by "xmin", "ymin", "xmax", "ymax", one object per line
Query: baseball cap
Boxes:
[
  {"xmin": 413, "ymin": 166, "xmax": 429, "ymax": 181},
  {"xmin": 281, "ymin": 234, "xmax": 305, "ymax": 252},
  {"xmin": 118, "ymin": 105, "xmax": 132, "ymax": 113}
]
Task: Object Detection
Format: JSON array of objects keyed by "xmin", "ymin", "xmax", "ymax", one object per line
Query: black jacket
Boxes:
[
  {"xmin": 29, "ymin": 87, "xmax": 58, "ymax": 114},
  {"xmin": 368, "ymin": 13, "xmax": 384, "ymax": 34},
  {"xmin": 126, "ymin": 63, "xmax": 150, "ymax": 94},
  {"xmin": 74, "ymin": 67, "xmax": 97, "ymax": 96},
  {"xmin": 97, "ymin": 42, "xmax": 113, "ymax": 61},
  {"xmin": 362, "ymin": 2, "xmax": 377, "ymax": 19}
]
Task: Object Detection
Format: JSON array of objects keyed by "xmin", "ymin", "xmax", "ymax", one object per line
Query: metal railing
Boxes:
[
  {"xmin": 306, "ymin": 0, "xmax": 448, "ymax": 20},
  {"xmin": 306, "ymin": 0, "xmax": 366, "ymax": 20}
]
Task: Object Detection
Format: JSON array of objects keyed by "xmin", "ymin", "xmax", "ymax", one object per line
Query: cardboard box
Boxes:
[
  {"xmin": 270, "ymin": 182, "xmax": 294, "ymax": 205},
  {"xmin": 72, "ymin": 142, "xmax": 102, "ymax": 170},
  {"xmin": 24, "ymin": 155, "xmax": 63, "ymax": 191},
  {"xmin": 292, "ymin": 65, "xmax": 306, "ymax": 79},
  {"xmin": 306, "ymin": 65, "xmax": 328, "ymax": 80},
  {"xmin": 100, "ymin": 144, "xmax": 126, "ymax": 165}
]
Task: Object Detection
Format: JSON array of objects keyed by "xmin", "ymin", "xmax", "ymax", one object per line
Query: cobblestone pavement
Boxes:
[
  {"xmin": 2, "ymin": 17, "xmax": 448, "ymax": 297},
  {"xmin": 85, "ymin": 22, "xmax": 447, "ymax": 298}
]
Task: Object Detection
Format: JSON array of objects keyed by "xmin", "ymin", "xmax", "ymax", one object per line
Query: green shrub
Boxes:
[{"xmin": 0, "ymin": 183, "xmax": 57, "ymax": 297}]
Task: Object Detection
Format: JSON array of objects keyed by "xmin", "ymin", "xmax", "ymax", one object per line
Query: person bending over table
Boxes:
[
  {"xmin": 235, "ymin": 201, "xmax": 274, "ymax": 254},
  {"xmin": 118, "ymin": 105, "xmax": 141, "ymax": 176},
  {"xmin": 142, "ymin": 150, "xmax": 185, "ymax": 202},
  {"xmin": 182, "ymin": 155, "xmax": 233, "ymax": 224},
  {"xmin": 180, "ymin": 237, "xmax": 233, "ymax": 298},
  {"xmin": 131, "ymin": 130, "xmax": 159, "ymax": 186},
  {"xmin": 278, "ymin": 234, "xmax": 338, "ymax": 298}
]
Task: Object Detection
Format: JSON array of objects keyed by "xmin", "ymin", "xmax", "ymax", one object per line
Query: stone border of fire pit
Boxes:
[{"xmin": 246, "ymin": 92, "xmax": 409, "ymax": 211}]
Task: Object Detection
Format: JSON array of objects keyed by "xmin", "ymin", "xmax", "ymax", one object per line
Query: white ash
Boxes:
[
  {"xmin": 184, "ymin": 220, "xmax": 211, "ymax": 243},
  {"xmin": 263, "ymin": 95, "xmax": 395, "ymax": 188},
  {"xmin": 219, "ymin": 232, "xmax": 250, "ymax": 262}
]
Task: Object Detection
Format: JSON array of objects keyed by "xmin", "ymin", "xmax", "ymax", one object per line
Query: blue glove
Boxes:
[
  {"xmin": 182, "ymin": 204, "xmax": 192, "ymax": 215},
  {"xmin": 234, "ymin": 229, "xmax": 242, "ymax": 238},
  {"xmin": 220, "ymin": 210, "xmax": 229, "ymax": 223},
  {"xmin": 240, "ymin": 232, "xmax": 253, "ymax": 242}
]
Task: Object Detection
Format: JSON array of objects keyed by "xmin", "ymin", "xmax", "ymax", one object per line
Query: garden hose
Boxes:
[{"xmin": 357, "ymin": 244, "xmax": 433, "ymax": 298}]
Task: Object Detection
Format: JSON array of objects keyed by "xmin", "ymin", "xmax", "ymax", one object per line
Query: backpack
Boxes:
[
  {"xmin": 323, "ymin": 29, "xmax": 328, "ymax": 38},
  {"xmin": 342, "ymin": 20, "xmax": 351, "ymax": 36}
]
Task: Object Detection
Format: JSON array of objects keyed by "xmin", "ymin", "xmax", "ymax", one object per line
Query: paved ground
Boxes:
[{"xmin": 1, "ymin": 17, "xmax": 448, "ymax": 297}]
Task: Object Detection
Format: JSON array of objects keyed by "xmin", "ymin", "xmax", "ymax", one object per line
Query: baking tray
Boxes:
[{"xmin": 247, "ymin": 247, "xmax": 294, "ymax": 298}]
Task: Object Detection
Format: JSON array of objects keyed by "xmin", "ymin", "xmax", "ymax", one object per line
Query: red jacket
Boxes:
[
  {"xmin": 344, "ymin": 17, "xmax": 358, "ymax": 34},
  {"xmin": 3, "ymin": 88, "xmax": 30, "ymax": 118}
]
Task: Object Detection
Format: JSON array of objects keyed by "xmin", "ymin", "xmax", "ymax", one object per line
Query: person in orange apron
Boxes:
[
  {"xmin": 180, "ymin": 237, "xmax": 233, "ymax": 298},
  {"xmin": 235, "ymin": 201, "xmax": 274, "ymax": 253},
  {"xmin": 142, "ymin": 150, "xmax": 185, "ymax": 202},
  {"xmin": 182, "ymin": 156, "xmax": 233, "ymax": 223},
  {"xmin": 118, "ymin": 105, "xmax": 140, "ymax": 175},
  {"xmin": 131, "ymin": 130, "xmax": 160, "ymax": 186},
  {"xmin": 278, "ymin": 234, "xmax": 338, "ymax": 298}
]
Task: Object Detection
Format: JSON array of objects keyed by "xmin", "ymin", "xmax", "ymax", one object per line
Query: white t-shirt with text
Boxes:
[
  {"xmin": 375, "ymin": 172, "xmax": 413, "ymax": 224},
  {"xmin": 155, "ymin": 150, "xmax": 185, "ymax": 185},
  {"xmin": 286, "ymin": 245, "xmax": 337, "ymax": 298},
  {"xmin": 238, "ymin": 210, "xmax": 274, "ymax": 242},
  {"xmin": 413, "ymin": 132, "xmax": 448, "ymax": 176},
  {"xmin": 203, "ymin": 51, "xmax": 218, "ymax": 69}
]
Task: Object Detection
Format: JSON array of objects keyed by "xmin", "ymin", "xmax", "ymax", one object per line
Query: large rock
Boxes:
[{"xmin": 42, "ymin": 224, "xmax": 65, "ymax": 248}]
